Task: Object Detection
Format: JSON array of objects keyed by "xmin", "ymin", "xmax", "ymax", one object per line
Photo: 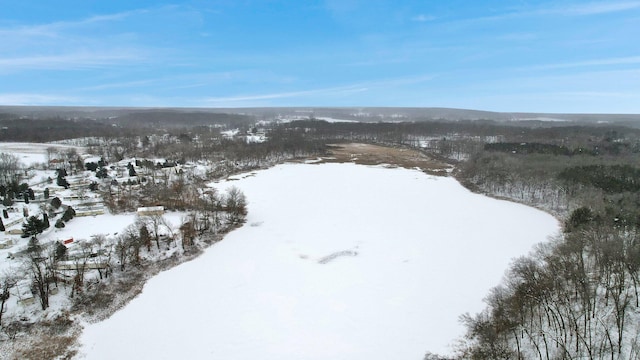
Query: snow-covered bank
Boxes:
[{"xmin": 76, "ymin": 163, "xmax": 559, "ymax": 359}]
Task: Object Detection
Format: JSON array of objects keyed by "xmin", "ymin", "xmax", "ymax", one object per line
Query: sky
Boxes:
[{"xmin": 0, "ymin": 0, "xmax": 639, "ymax": 113}]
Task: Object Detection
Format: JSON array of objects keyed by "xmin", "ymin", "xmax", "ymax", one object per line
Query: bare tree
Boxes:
[
  {"xmin": 224, "ymin": 186, "xmax": 247, "ymax": 225},
  {"xmin": 137, "ymin": 213, "xmax": 171, "ymax": 250},
  {"xmin": 69, "ymin": 242, "xmax": 91, "ymax": 298},
  {"xmin": 180, "ymin": 215, "xmax": 197, "ymax": 249},
  {"xmin": 0, "ymin": 272, "xmax": 18, "ymax": 326},
  {"xmin": 24, "ymin": 241, "xmax": 55, "ymax": 311},
  {"xmin": 90, "ymin": 234, "xmax": 112, "ymax": 279},
  {"xmin": 0, "ymin": 152, "xmax": 21, "ymax": 184},
  {"xmin": 45, "ymin": 146, "xmax": 57, "ymax": 169},
  {"xmin": 115, "ymin": 236, "xmax": 128, "ymax": 272}
]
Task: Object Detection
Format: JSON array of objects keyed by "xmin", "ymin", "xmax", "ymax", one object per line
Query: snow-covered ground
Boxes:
[
  {"xmin": 76, "ymin": 163, "xmax": 559, "ymax": 359},
  {"xmin": 316, "ymin": 116, "xmax": 359, "ymax": 123},
  {"xmin": 0, "ymin": 142, "xmax": 85, "ymax": 166},
  {"xmin": 0, "ymin": 144, "xmax": 191, "ymax": 326}
]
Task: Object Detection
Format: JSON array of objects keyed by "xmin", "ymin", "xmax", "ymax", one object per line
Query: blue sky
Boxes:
[{"xmin": 1, "ymin": 0, "xmax": 639, "ymax": 113}]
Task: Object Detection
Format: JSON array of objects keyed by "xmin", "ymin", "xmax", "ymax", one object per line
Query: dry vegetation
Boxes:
[{"xmin": 316, "ymin": 143, "xmax": 451, "ymax": 175}]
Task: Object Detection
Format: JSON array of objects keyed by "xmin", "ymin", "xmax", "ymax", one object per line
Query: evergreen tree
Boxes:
[
  {"xmin": 22, "ymin": 216, "xmax": 46, "ymax": 239},
  {"xmin": 89, "ymin": 182, "xmax": 99, "ymax": 191},
  {"xmin": 54, "ymin": 241, "xmax": 67, "ymax": 261},
  {"xmin": 50, "ymin": 196, "xmax": 62, "ymax": 209},
  {"xmin": 85, "ymin": 162, "xmax": 98, "ymax": 171},
  {"xmin": 127, "ymin": 162, "xmax": 137, "ymax": 177},
  {"xmin": 61, "ymin": 206, "xmax": 76, "ymax": 222},
  {"xmin": 56, "ymin": 176, "xmax": 69, "ymax": 189},
  {"xmin": 96, "ymin": 167, "xmax": 108, "ymax": 179}
]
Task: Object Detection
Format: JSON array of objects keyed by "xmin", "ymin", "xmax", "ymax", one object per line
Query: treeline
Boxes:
[
  {"xmin": 0, "ymin": 111, "xmax": 254, "ymax": 143},
  {"xmin": 107, "ymin": 110, "xmax": 253, "ymax": 129},
  {"xmin": 485, "ymin": 142, "xmax": 572, "ymax": 155},
  {"xmin": 0, "ymin": 118, "xmax": 124, "ymax": 142},
  {"xmin": 559, "ymin": 164, "xmax": 640, "ymax": 194},
  {"xmin": 451, "ymin": 125, "xmax": 640, "ymax": 359},
  {"xmin": 485, "ymin": 141, "xmax": 639, "ymax": 157},
  {"xmin": 458, "ymin": 207, "xmax": 640, "ymax": 360}
]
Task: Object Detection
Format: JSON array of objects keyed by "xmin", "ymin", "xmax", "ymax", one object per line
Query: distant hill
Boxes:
[{"xmin": 1, "ymin": 106, "xmax": 639, "ymax": 127}]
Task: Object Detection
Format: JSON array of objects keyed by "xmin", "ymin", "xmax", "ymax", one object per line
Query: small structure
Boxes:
[
  {"xmin": 0, "ymin": 240, "xmax": 13, "ymax": 249},
  {"xmin": 5, "ymin": 228, "xmax": 23, "ymax": 235},
  {"xmin": 16, "ymin": 282, "xmax": 36, "ymax": 307},
  {"xmin": 56, "ymin": 261, "xmax": 108, "ymax": 271},
  {"xmin": 137, "ymin": 206, "xmax": 165, "ymax": 216},
  {"xmin": 4, "ymin": 218, "xmax": 24, "ymax": 228},
  {"xmin": 76, "ymin": 209, "xmax": 105, "ymax": 217}
]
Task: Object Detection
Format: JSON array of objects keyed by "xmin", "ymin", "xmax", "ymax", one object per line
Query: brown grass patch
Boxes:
[{"xmin": 315, "ymin": 143, "xmax": 451, "ymax": 175}]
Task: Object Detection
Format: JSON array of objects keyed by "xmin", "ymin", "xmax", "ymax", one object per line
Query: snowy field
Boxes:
[
  {"xmin": 76, "ymin": 163, "xmax": 559, "ymax": 359},
  {"xmin": 0, "ymin": 142, "xmax": 85, "ymax": 166}
]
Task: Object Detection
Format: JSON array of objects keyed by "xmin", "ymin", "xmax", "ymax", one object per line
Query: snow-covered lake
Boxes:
[{"xmin": 76, "ymin": 163, "xmax": 559, "ymax": 359}]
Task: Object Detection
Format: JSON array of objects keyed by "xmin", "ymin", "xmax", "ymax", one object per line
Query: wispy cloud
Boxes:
[
  {"xmin": 412, "ymin": 14, "xmax": 436, "ymax": 22},
  {"xmin": 203, "ymin": 85, "xmax": 369, "ymax": 105},
  {"xmin": 550, "ymin": 91, "xmax": 640, "ymax": 98},
  {"xmin": 79, "ymin": 79, "xmax": 158, "ymax": 91},
  {"xmin": 454, "ymin": 1, "xmax": 640, "ymax": 24},
  {"xmin": 522, "ymin": 55, "xmax": 640, "ymax": 71},
  {"xmin": 0, "ymin": 8, "xmax": 145, "ymax": 42},
  {"xmin": 497, "ymin": 32, "xmax": 538, "ymax": 41},
  {"xmin": 201, "ymin": 74, "xmax": 435, "ymax": 106},
  {"xmin": 0, "ymin": 8, "xmax": 156, "ymax": 74},
  {"xmin": 557, "ymin": 1, "xmax": 640, "ymax": 15},
  {"xmin": 0, "ymin": 93, "xmax": 79, "ymax": 106},
  {"xmin": 0, "ymin": 51, "xmax": 143, "ymax": 73}
]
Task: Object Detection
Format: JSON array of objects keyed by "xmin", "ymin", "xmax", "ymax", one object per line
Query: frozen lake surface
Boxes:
[{"xmin": 77, "ymin": 163, "xmax": 559, "ymax": 359}]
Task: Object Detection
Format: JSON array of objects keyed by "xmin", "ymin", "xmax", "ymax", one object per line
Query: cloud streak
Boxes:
[
  {"xmin": 0, "ymin": 8, "xmax": 147, "ymax": 36},
  {"xmin": 521, "ymin": 56, "xmax": 640, "ymax": 71},
  {"xmin": 453, "ymin": 1, "xmax": 640, "ymax": 24},
  {"xmin": 558, "ymin": 1, "xmax": 640, "ymax": 15},
  {"xmin": 0, "ymin": 93, "xmax": 79, "ymax": 106},
  {"xmin": 412, "ymin": 14, "xmax": 436, "ymax": 22},
  {"xmin": 0, "ymin": 51, "xmax": 143, "ymax": 73},
  {"xmin": 203, "ymin": 85, "xmax": 369, "ymax": 105},
  {"xmin": 201, "ymin": 74, "xmax": 436, "ymax": 106}
]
